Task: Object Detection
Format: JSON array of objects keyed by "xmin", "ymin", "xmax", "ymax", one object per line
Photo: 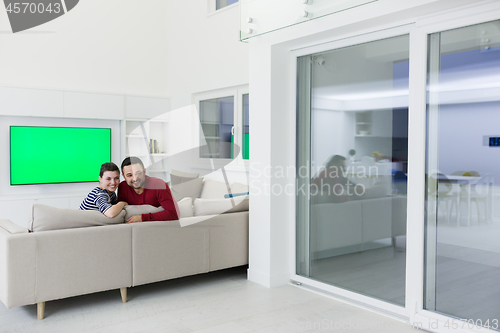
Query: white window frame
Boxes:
[
  {"xmin": 207, "ymin": 0, "xmax": 239, "ymax": 16},
  {"xmin": 286, "ymin": 2, "xmax": 500, "ymax": 333},
  {"xmin": 193, "ymin": 84, "xmax": 249, "ymax": 171}
]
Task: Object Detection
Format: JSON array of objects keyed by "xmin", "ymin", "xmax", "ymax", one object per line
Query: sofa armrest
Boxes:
[
  {"xmin": 0, "ymin": 227, "xmax": 36, "ymax": 309},
  {"xmin": 0, "ymin": 219, "xmax": 29, "ymax": 234}
]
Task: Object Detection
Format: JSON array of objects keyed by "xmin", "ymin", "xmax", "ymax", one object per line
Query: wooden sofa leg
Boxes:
[
  {"xmin": 37, "ymin": 302, "xmax": 45, "ymax": 320},
  {"xmin": 120, "ymin": 287, "xmax": 127, "ymax": 303}
]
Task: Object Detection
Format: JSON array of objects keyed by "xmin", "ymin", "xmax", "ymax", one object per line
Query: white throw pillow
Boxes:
[
  {"xmin": 177, "ymin": 197, "xmax": 193, "ymax": 218},
  {"xmin": 30, "ymin": 204, "xmax": 126, "ymax": 232},
  {"xmin": 170, "ymin": 178, "xmax": 203, "ymax": 201},
  {"xmin": 193, "ymin": 196, "xmax": 249, "ymax": 216},
  {"xmin": 200, "ymin": 179, "xmax": 249, "ymax": 199},
  {"xmin": 231, "ymin": 182, "xmax": 249, "ymax": 194},
  {"xmin": 124, "ymin": 200, "xmax": 192, "ymax": 219},
  {"xmin": 124, "ymin": 205, "xmax": 164, "ymax": 221}
]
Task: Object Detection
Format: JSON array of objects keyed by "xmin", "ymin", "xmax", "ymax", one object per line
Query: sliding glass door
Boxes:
[
  {"xmin": 296, "ymin": 34, "xmax": 409, "ymax": 306},
  {"xmin": 424, "ymin": 20, "xmax": 500, "ymax": 328}
]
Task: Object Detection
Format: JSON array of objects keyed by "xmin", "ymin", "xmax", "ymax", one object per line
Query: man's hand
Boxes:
[{"xmin": 126, "ymin": 215, "xmax": 142, "ymax": 223}]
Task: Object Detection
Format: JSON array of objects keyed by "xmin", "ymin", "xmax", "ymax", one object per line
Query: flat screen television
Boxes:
[{"xmin": 10, "ymin": 126, "xmax": 111, "ymax": 185}]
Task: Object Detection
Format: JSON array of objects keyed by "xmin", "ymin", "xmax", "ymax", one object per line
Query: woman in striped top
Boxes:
[{"xmin": 80, "ymin": 162, "xmax": 128, "ymax": 218}]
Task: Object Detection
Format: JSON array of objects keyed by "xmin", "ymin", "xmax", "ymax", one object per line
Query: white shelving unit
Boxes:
[
  {"xmin": 123, "ymin": 116, "xmax": 170, "ymax": 182},
  {"xmin": 354, "ymin": 110, "xmax": 394, "ymax": 137},
  {"xmin": 122, "ymin": 95, "xmax": 171, "ymax": 182},
  {"xmin": 355, "ymin": 111, "xmax": 372, "ymax": 136}
]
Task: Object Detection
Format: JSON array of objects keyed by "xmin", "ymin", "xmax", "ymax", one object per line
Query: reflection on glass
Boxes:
[
  {"xmin": 296, "ymin": 35, "xmax": 409, "ymax": 306},
  {"xmin": 240, "ymin": 0, "xmax": 376, "ymax": 41},
  {"xmin": 217, "ymin": 0, "xmax": 238, "ymax": 10},
  {"xmin": 424, "ymin": 20, "xmax": 500, "ymax": 328},
  {"xmin": 243, "ymin": 94, "xmax": 249, "ymax": 160},
  {"xmin": 199, "ymin": 96, "xmax": 234, "ymax": 159}
]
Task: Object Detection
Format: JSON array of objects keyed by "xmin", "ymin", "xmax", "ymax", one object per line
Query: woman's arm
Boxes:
[{"xmin": 104, "ymin": 201, "xmax": 128, "ymax": 218}]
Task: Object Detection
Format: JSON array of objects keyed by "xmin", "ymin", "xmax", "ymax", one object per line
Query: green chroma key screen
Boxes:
[{"xmin": 10, "ymin": 126, "xmax": 111, "ymax": 185}]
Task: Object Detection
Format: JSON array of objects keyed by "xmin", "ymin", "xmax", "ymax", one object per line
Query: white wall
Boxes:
[
  {"xmin": 164, "ymin": 2, "xmax": 248, "ymax": 111},
  {"xmin": 0, "ymin": 0, "xmax": 250, "ymax": 190},
  {"xmin": 162, "ymin": 1, "xmax": 249, "ymax": 184},
  {"xmin": 438, "ymin": 103, "xmax": 500, "ymax": 180},
  {"xmin": 0, "ymin": 0, "xmax": 248, "ymax": 114},
  {"xmin": 0, "ymin": 0, "xmax": 169, "ymax": 96},
  {"xmin": 311, "ymin": 109, "xmax": 342, "ymax": 171}
]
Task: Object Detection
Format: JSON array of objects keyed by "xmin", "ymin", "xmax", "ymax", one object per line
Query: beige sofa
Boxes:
[
  {"xmin": 310, "ymin": 195, "xmax": 407, "ymax": 259},
  {"xmin": 0, "ymin": 178, "xmax": 249, "ymax": 320}
]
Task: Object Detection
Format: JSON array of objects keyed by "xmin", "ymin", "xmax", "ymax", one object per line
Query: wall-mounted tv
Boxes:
[{"xmin": 10, "ymin": 126, "xmax": 111, "ymax": 185}]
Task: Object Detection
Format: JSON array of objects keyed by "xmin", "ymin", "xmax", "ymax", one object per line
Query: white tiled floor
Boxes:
[{"xmin": 0, "ymin": 266, "xmax": 420, "ymax": 333}]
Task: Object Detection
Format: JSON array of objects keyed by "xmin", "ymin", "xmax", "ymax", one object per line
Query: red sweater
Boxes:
[{"xmin": 117, "ymin": 176, "xmax": 179, "ymax": 221}]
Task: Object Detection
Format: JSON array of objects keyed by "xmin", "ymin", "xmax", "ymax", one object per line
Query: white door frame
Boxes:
[{"xmin": 287, "ymin": 1, "xmax": 500, "ymax": 332}]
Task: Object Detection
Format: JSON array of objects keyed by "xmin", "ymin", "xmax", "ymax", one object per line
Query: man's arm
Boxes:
[{"xmin": 141, "ymin": 184, "xmax": 179, "ymax": 221}]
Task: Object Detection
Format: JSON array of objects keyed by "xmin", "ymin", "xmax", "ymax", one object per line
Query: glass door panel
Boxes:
[
  {"xmin": 199, "ymin": 96, "xmax": 234, "ymax": 159},
  {"xmin": 243, "ymin": 93, "xmax": 249, "ymax": 160},
  {"xmin": 296, "ymin": 34, "xmax": 409, "ymax": 306},
  {"xmin": 424, "ymin": 20, "xmax": 500, "ymax": 328}
]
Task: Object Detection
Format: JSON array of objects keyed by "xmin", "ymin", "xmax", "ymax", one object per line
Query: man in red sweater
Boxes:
[{"xmin": 118, "ymin": 156, "xmax": 179, "ymax": 223}]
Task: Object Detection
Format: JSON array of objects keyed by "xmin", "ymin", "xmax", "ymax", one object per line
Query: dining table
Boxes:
[{"xmin": 437, "ymin": 175, "xmax": 492, "ymax": 226}]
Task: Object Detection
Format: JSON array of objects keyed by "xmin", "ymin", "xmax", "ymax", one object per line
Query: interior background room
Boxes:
[{"xmin": 0, "ymin": 0, "xmax": 249, "ymax": 227}]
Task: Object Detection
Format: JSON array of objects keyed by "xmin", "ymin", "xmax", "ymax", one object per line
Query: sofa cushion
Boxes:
[
  {"xmin": 124, "ymin": 199, "xmax": 192, "ymax": 220},
  {"xmin": 124, "ymin": 205, "xmax": 164, "ymax": 221},
  {"xmin": 193, "ymin": 196, "xmax": 249, "ymax": 216},
  {"xmin": 200, "ymin": 180, "xmax": 249, "ymax": 199},
  {"xmin": 0, "ymin": 219, "xmax": 28, "ymax": 234},
  {"xmin": 350, "ymin": 183, "xmax": 387, "ymax": 200},
  {"xmin": 170, "ymin": 169, "xmax": 200, "ymax": 185},
  {"xmin": 30, "ymin": 204, "xmax": 126, "ymax": 232},
  {"xmin": 179, "ymin": 214, "xmax": 217, "ymax": 227},
  {"xmin": 170, "ymin": 178, "xmax": 203, "ymax": 202}
]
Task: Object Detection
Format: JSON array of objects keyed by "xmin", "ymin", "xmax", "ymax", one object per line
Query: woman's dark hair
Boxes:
[
  {"xmin": 325, "ymin": 155, "xmax": 346, "ymax": 168},
  {"xmin": 99, "ymin": 162, "xmax": 120, "ymax": 177}
]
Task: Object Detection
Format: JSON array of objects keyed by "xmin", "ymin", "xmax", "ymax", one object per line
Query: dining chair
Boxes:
[
  {"xmin": 459, "ymin": 173, "xmax": 491, "ymax": 225},
  {"xmin": 427, "ymin": 173, "xmax": 459, "ymax": 225},
  {"xmin": 446, "ymin": 170, "xmax": 466, "ymax": 223}
]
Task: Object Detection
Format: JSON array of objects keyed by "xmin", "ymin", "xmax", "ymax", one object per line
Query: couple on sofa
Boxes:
[
  {"xmin": 311, "ymin": 154, "xmax": 388, "ymax": 203},
  {"xmin": 79, "ymin": 156, "xmax": 179, "ymax": 223}
]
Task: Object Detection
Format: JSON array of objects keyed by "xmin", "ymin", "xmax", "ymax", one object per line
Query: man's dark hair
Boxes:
[
  {"xmin": 121, "ymin": 156, "xmax": 145, "ymax": 174},
  {"xmin": 99, "ymin": 162, "xmax": 120, "ymax": 177},
  {"xmin": 325, "ymin": 155, "xmax": 346, "ymax": 168}
]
